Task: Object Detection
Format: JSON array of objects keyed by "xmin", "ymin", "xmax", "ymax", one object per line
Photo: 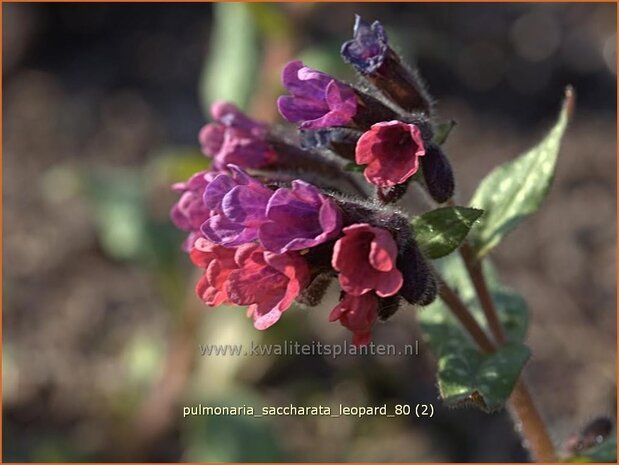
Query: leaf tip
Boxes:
[{"xmin": 564, "ymin": 85, "xmax": 576, "ymax": 119}]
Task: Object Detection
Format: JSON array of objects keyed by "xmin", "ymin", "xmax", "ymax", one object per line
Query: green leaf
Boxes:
[
  {"xmin": 433, "ymin": 120, "xmax": 456, "ymax": 146},
  {"xmin": 437, "ymin": 343, "xmax": 530, "ymax": 411},
  {"xmin": 418, "ymin": 253, "xmax": 531, "ymax": 411},
  {"xmin": 199, "ymin": 3, "xmax": 259, "ymax": 115},
  {"xmin": 469, "ymin": 87, "xmax": 574, "ymax": 258},
  {"xmin": 85, "ymin": 168, "xmax": 147, "ymax": 260},
  {"xmin": 566, "ymin": 437, "xmax": 617, "ymax": 463},
  {"xmin": 412, "ymin": 207, "xmax": 484, "ymax": 259}
]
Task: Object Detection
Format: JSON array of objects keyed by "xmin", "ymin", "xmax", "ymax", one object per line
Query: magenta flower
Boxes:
[
  {"xmin": 227, "ymin": 243, "xmax": 310, "ymax": 330},
  {"xmin": 170, "ymin": 170, "xmax": 217, "ymax": 251},
  {"xmin": 190, "ymin": 237, "xmax": 238, "ymax": 306},
  {"xmin": 259, "ymin": 180, "xmax": 342, "ymax": 253},
  {"xmin": 277, "ymin": 60, "xmax": 358, "ymax": 129},
  {"xmin": 199, "ymin": 101, "xmax": 277, "ymax": 169},
  {"xmin": 329, "ymin": 292, "xmax": 378, "ymax": 346},
  {"xmin": 341, "ymin": 15, "xmax": 388, "ymax": 74},
  {"xmin": 355, "ymin": 120, "xmax": 426, "ymax": 187},
  {"xmin": 332, "ymin": 223, "xmax": 403, "ymax": 297},
  {"xmin": 201, "ymin": 165, "xmax": 272, "ymax": 247}
]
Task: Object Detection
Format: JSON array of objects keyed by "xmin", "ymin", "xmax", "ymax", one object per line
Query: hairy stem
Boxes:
[
  {"xmin": 435, "ymin": 273, "xmax": 495, "ymax": 353},
  {"xmin": 510, "ymin": 381, "xmax": 557, "ymax": 462},
  {"xmin": 459, "ymin": 241, "xmax": 506, "ymax": 344}
]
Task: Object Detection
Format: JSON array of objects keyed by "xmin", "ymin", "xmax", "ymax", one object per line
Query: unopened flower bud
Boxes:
[
  {"xmin": 396, "ymin": 239, "xmax": 437, "ymax": 306},
  {"xmin": 341, "ymin": 15, "xmax": 433, "ymax": 115},
  {"xmin": 420, "ymin": 143, "xmax": 455, "ymax": 204}
]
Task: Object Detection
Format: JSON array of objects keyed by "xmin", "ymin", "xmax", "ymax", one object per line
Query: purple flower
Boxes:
[
  {"xmin": 199, "ymin": 101, "xmax": 277, "ymax": 170},
  {"xmin": 170, "ymin": 170, "xmax": 217, "ymax": 251},
  {"xmin": 341, "ymin": 15, "xmax": 388, "ymax": 74},
  {"xmin": 259, "ymin": 180, "xmax": 342, "ymax": 253},
  {"xmin": 200, "ymin": 165, "xmax": 272, "ymax": 247},
  {"xmin": 277, "ymin": 60, "xmax": 358, "ymax": 130}
]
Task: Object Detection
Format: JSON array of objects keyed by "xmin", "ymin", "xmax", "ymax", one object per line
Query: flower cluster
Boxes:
[{"xmin": 171, "ymin": 16, "xmax": 448, "ymax": 344}]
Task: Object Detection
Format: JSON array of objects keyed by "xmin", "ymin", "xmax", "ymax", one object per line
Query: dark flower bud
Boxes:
[
  {"xmin": 396, "ymin": 239, "xmax": 437, "ymax": 306},
  {"xmin": 563, "ymin": 417, "xmax": 614, "ymax": 456},
  {"xmin": 341, "ymin": 15, "xmax": 433, "ymax": 115},
  {"xmin": 420, "ymin": 143, "xmax": 455, "ymax": 203}
]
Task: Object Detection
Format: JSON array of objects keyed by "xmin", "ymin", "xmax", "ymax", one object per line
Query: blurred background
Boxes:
[{"xmin": 3, "ymin": 2, "xmax": 616, "ymax": 462}]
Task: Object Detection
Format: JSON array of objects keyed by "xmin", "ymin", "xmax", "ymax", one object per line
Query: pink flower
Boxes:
[
  {"xmin": 199, "ymin": 101, "xmax": 277, "ymax": 169},
  {"xmin": 226, "ymin": 243, "xmax": 310, "ymax": 330},
  {"xmin": 190, "ymin": 238, "xmax": 238, "ymax": 306},
  {"xmin": 332, "ymin": 223, "xmax": 403, "ymax": 297},
  {"xmin": 170, "ymin": 170, "xmax": 217, "ymax": 251},
  {"xmin": 355, "ymin": 120, "xmax": 426, "ymax": 187},
  {"xmin": 329, "ymin": 293, "xmax": 378, "ymax": 346}
]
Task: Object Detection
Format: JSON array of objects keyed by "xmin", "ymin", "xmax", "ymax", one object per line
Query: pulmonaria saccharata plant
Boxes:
[{"xmin": 171, "ymin": 14, "xmax": 598, "ymax": 464}]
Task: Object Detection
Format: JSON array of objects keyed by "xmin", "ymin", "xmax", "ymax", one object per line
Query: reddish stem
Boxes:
[{"xmin": 459, "ymin": 241, "xmax": 506, "ymax": 344}]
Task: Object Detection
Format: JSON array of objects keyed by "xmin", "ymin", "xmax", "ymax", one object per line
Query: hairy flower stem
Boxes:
[
  {"xmin": 459, "ymin": 241, "xmax": 506, "ymax": 344},
  {"xmin": 444, "ymin": 198, "xmax": 506, "ymax": 344},
  {"xmin": 435, "ymin": 273, "xmax": 495, "ymax": 353}
]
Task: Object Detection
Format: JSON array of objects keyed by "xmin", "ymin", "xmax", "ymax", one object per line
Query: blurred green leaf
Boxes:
[
  {"xmin": 566, "ymin": 437, "xmax": 617, "ymax": 463},
  {"xmin": 200, "ymin": 3, "xmax": 259, "ymax": 115},
  {"xmin": 412, "ymin": 206, "xmax": 483, "ymax": 259},
  {"xmin": 149, "ymin": 146, "xmax": 210, "ymax": 184},
  {"xmin": 433, "ymin": 120, "xmax": 456, "ymax": 146},
  {"xmin": 85, "ymin": 168, "xmax": 146, "ymax": 260},
  {"xmin": 248, "ymin": 3, "xmax": 292, "ymax": 39},
  {"xmin": 469, "ymin": 87, "xmax": 574, "ymax": 258},
  {"xmin": 123, "ymin": 332, "xmax": 165, "ymax": 386},
  {"xmin": 298, "ymin": 44, "xmax": 356, "ymax": 81},
  {"xmin": 437, "ymin": 342, "xmax": 530, "ymax": 411},
  {"xmin": 83, "ymin": 156, "xmax": 191, "ymax": 307}
]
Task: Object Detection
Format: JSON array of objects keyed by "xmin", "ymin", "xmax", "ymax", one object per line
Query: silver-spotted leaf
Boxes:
[{"xmin": 469, "ymin": 87, "xmax": 574, "ymax": 258}]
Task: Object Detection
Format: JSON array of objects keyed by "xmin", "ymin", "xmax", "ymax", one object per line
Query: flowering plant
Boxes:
[{"xmin": 171, "ymin": 14, "xmax": 614, "ymax": 463}]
